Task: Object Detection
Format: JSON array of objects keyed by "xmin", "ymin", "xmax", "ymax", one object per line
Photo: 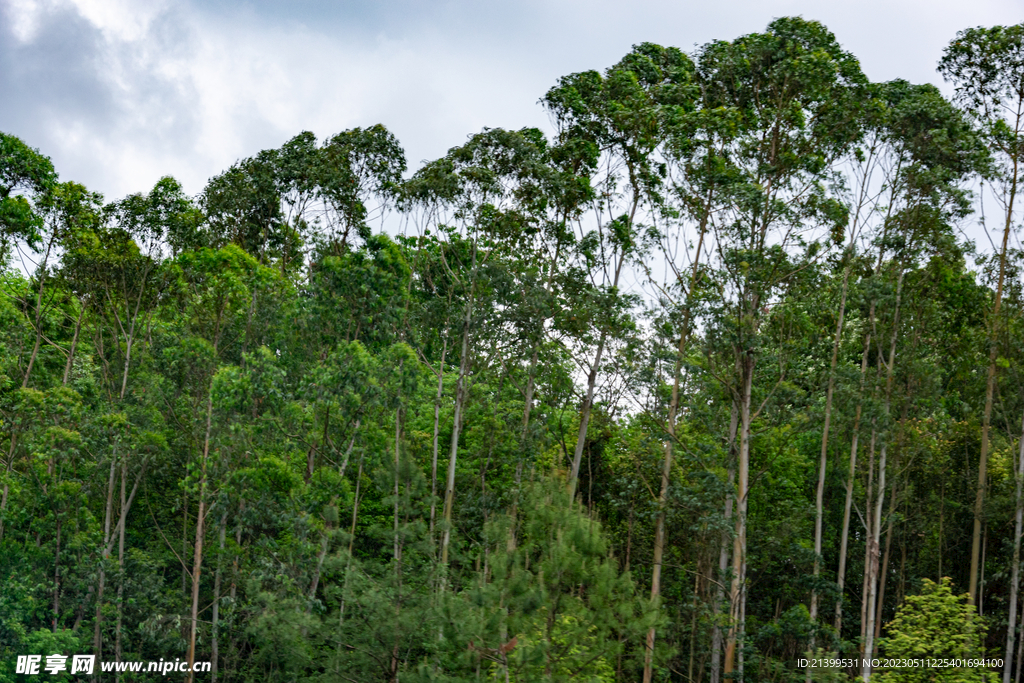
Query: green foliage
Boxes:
[
  {"xmin": 0, "ymin": 18, "xmax": 1021, "ymax": 683},
  {"xmin": 878, "ymin": 579, "xmax": 996, "ymax": 682}
]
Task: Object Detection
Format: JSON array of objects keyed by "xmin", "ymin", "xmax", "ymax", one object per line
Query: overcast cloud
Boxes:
[{"xmin": 2, "ymin": 0, "xmax": 1021, "ymax": 201}]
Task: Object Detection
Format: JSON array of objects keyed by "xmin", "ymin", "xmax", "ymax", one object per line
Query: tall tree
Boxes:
[{"xmin": 939, "ymin": 23, "xmax": 1024, "ymax": 611}]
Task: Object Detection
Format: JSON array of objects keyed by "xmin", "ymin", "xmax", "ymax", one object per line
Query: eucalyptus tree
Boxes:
[
  {"xmin": 0, "ymin": 182, "xmax": 102, "ymax": 543},
  {"xmin": 853, "ymin": 82, "xmax": 981, "ymax": 680},
  {"xmin": 551, "ymin": 41, "xmax": 706, "ymax": 682},
  {"xmin": 692, "ymin": 18, "xmax": 868, "ymax": 677},
  {"xmin": 403, "ymin": 127, "xmax": 551, "ymax": 571},
  {"xmin": 0, "ymin": 132, "xmax": 57, "ymax": 263},
  {"xmin": 542, "ymin": 45, "xmax": 675, "ymax": 506},
  {"xmin": 58, "ymin": 177, "xmax": 198, "ymax": 659},
  {"xmin": 938, "ymin": 25, "xmax": 1024, "ymax": 623},
  {"xmin": 800, "ymin": 81, "xmax": 984, "ymax": 665},
  {"xmin": 167, "ymin": 244, "xmax": 277, "ymax": 679}
]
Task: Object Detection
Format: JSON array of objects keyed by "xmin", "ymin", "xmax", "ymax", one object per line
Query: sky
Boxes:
[{"xmin": 2, "ymin": 0, "xmax": 1022, "ymax": 202}]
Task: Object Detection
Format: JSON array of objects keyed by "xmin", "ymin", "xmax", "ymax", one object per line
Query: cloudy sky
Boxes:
[{"xmin": 2, "ymin": 0, "xmax": 1021, "ymax": 201}]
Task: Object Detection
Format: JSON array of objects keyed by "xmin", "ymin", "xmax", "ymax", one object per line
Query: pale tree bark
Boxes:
[
  {"xmin": 971, "ymin": 142, "xmax": 1018, "ymax": 604},
  {"xmin": 440, "ymin": 264, "xmax": 474, "ymax": 570},
  {"xmin": 862, "ymin": 268, "xmax": 904, "ymax": 681},
  {"xmin": 862, "ymin": 438, "xmax": 887, "ymax": 683},
  {"xmin": 1005, "ymin": 411, "xmax": 1024, "ymax": 683},
  {"xmin": 808, "ymin": 248, "xmax": 852, "ymax": 640},
  {"xmin": 874, "ymin": 478, "xmax": 898, "ymax": 643},
  {"xmin": 811, "ymin": 144, "xmax": 876, "ymax": 652},
  {"xmin": 93, "ymin": 444, "xmax": 119, "ymax": 657},
  {"xmin": 568, "ymin": 179, "xmax": 637, "ymax": 502},
  {"xmin": 643, "ymin": 213, "xmax": 707, "ymax": 683},
  {"xmin": 724, "ymin": 352, "xmax": 754, "ymax": 678},
  {"xmin": 187, "ymin": 386, "xmax": 214, "ymax": 683},
  {"xmin": 710, "ymin": 402, "xmax": 739, "ymax": 683},
  {"xmin": 567, "ymin": 246, "xmax": 627, "ymax": 502},
  {"xmin": 835, "ymin": 327, "xmax": 872, "ymax": 634}
]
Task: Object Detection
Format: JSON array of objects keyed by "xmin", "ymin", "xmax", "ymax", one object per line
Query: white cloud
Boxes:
[{"xmin": 2, "ymin": 0, "xmax": 1021, "ymax": 202}]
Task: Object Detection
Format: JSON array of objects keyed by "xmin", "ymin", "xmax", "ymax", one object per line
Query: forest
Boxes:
[{"xmin": 1, "ymin": 16, "xmax": 1023, "ymax": 683}]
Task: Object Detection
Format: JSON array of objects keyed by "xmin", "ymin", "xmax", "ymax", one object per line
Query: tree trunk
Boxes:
[
  {"xmin": 93, "ymin": 446, "xmax": 119, "ymax": 656},
  {"xmin": 212, "ymin": 512, "xmax": 226, "ymax": 683},
  {"xmin": 441, "ymin": 303, "xmax": 471, "ymax": 569},
  {"xmin": 114, "ymin": 453, "xmax": 128, "ymax": 666},
  {"xmin": 863, "ymin": 268, "xmax": 903, "ymax": 681},
  {"xmin": 22, "ymin": 230, "xmax": 57, "ymax": 389},
  {"xmin": 724, "ymin": 353, "xmax": 753, "ymax": 677},
  {"xmin": 62, "ymin": 304, "xmax": 85, "ymax": 386},
  {"xmin": 971, "ymin": 160, "xmax": 1016, "ymax": 603},
  {"xmin": 644, "ymin": 201, "xmax": 707, "ymax": 683},
  {"xmin": 568, "ymin": 249, "xmax": 626, "ymax": 502},
  {"xmin": 1005, "ymin": 411, "xmax": 1024, "ymax": 683},
  {"xmin": 441, "ymin": 241, "xmax": 476, "ymax": 570},
  {"xmin": 568, "ymin": 333, "xmax": 606, "ymax": 503},
  {"xmin": 187, "ymin": 385, "xmax": 215, "ymax": 683},
  {"xmin": 710, "ymin": 402, "xmax": 738, "ymax": 683},
  {"xmin": 862, "ymin": 439, "xmax": 887, "ymax": 682},
  {"xmin": 429, "ymin": 340, "xmax": 447, "ymax": 544},
  {"xmin": 874, "ymin": 478, "xmax": 898, "ymax": 643},
  {"xmin": 340, "ymin": 453, "xmax": 365, "ymax": 624},
  {"xmin": 810, "ymin": 247, "xmax": 852, "ymax": 644},
  {"xmin": 52, "ymin": 517, "xmax": 61, "ymax": 631}
]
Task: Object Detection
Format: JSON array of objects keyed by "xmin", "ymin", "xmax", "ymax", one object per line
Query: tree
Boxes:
[
  {"xmin": 877, "ymin": 578, "xmax": 996, "ymax": 683},
  {"xmin": 939, "ymin": 23, "xmax": 1024, "ymax": 626}
]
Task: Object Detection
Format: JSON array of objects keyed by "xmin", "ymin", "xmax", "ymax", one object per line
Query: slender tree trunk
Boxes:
[
  {"xmin": 710, "ymin": 403, "xmax": 738, "ymax": 683},
  {"xmin": 23, "ymin": 230, "xmax": 57, "ymax": 389},
  {"xmin": 1005, "ymin": 412, "xmax": 1024, "ymax": 683},
  {"xmin": 187, "ymin": 384, "xmax": 215, "ymax": 683},
  {"xmin": 52, "ymin": 516, "xmax": 61, "ymax": 631},
  {"xmin": 810, "ymin": 248, "xmax": 853, "ymax": 646},
  {"xmin": 212, "ymin": 512, "xmax": 226, "ymax": 683},
  {"xmin": 62, "ymin": 304, "xmax": 85, "ymax": 386},
  {"xmin": 862, "ymin": 440, "xmax": 887, "ymax": 682},
  {"xmin": 1016, "ymin": 594, "xmax": 1024, "ymax": 683},
  {"xmin": 429, "ymin": 340, "xmax": 447, "ymax": 543},
  {"xmin": 340, "ymin": 453, "xmax": 364, "ymax": 624},
  {"xmin": 568, "ymin": 332, "xmax": 606, "ymax": 503},
  {"xmin": 568, "ymin": 249, "xmax": 626, "ymax": 502},
  {"xmin": 93, "ymin": 446, "xmax": 119, "ymax": 656},
  {"xmin": 644, "ymin": 203, "xmax": 707, "ymax": 683},
  {"xmin": 114, "ymin": 453, "xmax": 128, "ymax": 665},
  {"xmin": 971, "ymin": 163, "xmax": 1016, "ymax": 603},
  {"xmin": 724, "ymin": 354, "xmax": 754, "ymax": 677},
  {"xmin": 863, "ymin": 269, "xmax": 903, "ymax": 681},
  {"xmin": 508, "ymin": 346, "xmax": 539, "ymax": 553},
  {"xmin": 860, "ymin": 428, "xmax": 877, "ymax": 649},
  {"xmin": 441, "ymin": 242, "xmax": 476, "ymax": 570},
  {"xmin": 874, "ymin": 478, "xmax": 898, "ymax": 643},
  {"xmin": 441, "ymin": 310, "xmax": 471, "ymax": 569}
]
